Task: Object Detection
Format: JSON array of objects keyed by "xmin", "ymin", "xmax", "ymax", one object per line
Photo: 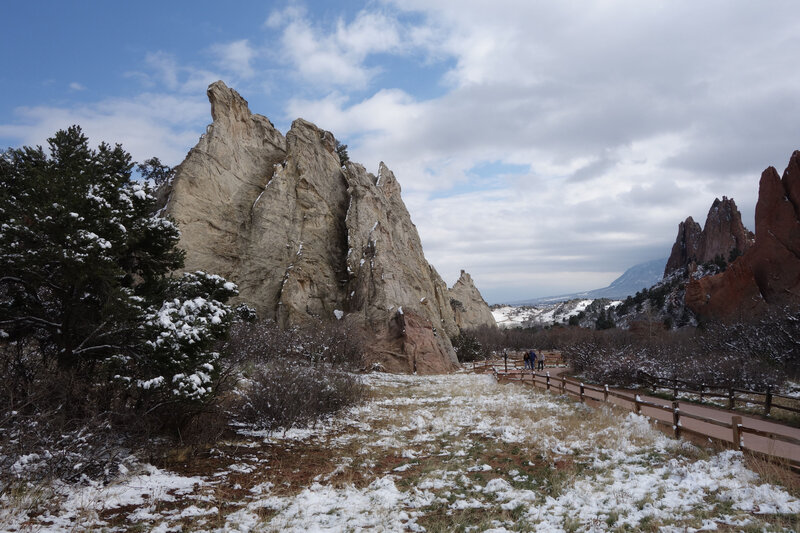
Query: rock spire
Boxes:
[
  {"xmin": 686, "ymin": 150, "xmax": 800, "ymax": 319},
  {"xmin": 664, "ymin": 197, "xmax": 753, "ymax": 277},
  {"xmin": 449, "ymin": 270, "xmax": 496, "ymax": 330},
  {"xmin": 163, "ymin": 81, "xmax": 495, "ymax": 373}
]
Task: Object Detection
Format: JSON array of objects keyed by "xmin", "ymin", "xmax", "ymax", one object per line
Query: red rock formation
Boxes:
[
  {"xmin": 664, "ymin": 197, "xmax": 753, "ymax": 277},
  {"xmin": 686, "ymin": 151, "xmax": 800, "ymax": 320},
  {"xmin": 369, "ymin": 310, "xmax": 460, "ymax": 374},
  {"xmin": 698, "ymin": 197, "xmax": 753, "ymax": 263},
  {"xmin": 664, "ymin": 217, "xmax": 702, "ymax": 275}
]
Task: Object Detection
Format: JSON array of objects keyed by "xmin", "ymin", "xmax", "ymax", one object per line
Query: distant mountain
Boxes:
[{"xmin": 511, "ymin": 258, "xmax": 668, "ymax": 305}]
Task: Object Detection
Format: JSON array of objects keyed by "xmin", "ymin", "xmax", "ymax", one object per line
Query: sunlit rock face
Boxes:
[
  {"xmin": 163, "ymin": 81, "xmax": 493, "ymax": 373},
  {"xmin": 686, "ymin": 150, "xmax": 800, "ymax": 320}
]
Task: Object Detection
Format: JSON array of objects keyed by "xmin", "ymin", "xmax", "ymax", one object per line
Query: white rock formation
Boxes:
[
  {"xmin": 164, "ymin": 81, "xmax": 495, "ymax": 373},
  {"xmin": 449, "ymin": 270, "xmax": 497, "ymax": 331}
]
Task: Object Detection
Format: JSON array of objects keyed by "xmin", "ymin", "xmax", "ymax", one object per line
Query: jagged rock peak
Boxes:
[
  {"xmin": 162, "ymin": 81, "xmax": 501, "ymax": 374},
  {"xmin": 449, "ymin": 270, "xmax": 497, "ymax": 331},
  {"xmin": 686, "ymin": 149, "xmax": 800, "ymax": 319},
  {"xmin": 208, "ymin": 80, "xmax": 252, "ymax": 123},
  {"xmin": 699, "ymin": 196, "xmax": 753, "ymax": 263},
  {"xmin": 664, "ymin": 217, "xmax": 702, "ymax": 275},
  {"xmin": 288, "ymin": 118, "xmax": 337, "ymax": 154},
  {"xmin": 664, "ymin": 196, "xmax": 753, "ymax": 277},
  {"xmin": 376, "ymin": 162, "xmax": 401, "ymax": 198}
]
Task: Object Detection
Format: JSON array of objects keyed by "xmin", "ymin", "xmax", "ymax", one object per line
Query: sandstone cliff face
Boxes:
[
  {"xmin": 664, "ymin": 197, "xmax": 753, "ymax": 276},
  {"xmin": 449, "ymin": 270, "xmax": 496, "ymax": 330},
  {"xmin": 686, "ymin": 151, "xmax": 800, "ymax": 319},
  {"xmin": 164, "ymin": 81, "xmax": 493, "ymax": 373},
  {"xmin": 164, "ymin": 81, "xmax": 287, "ymax": 282}
]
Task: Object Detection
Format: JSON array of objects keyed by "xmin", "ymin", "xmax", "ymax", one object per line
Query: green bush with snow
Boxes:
[{"xmin": 0, "ymin": 126, "xmax": 235, "ymax": 404}]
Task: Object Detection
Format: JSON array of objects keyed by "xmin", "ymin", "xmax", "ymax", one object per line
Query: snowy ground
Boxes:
[{"xmin": 2, "ymin": 373, "xmax": 799, "ymax": 532}]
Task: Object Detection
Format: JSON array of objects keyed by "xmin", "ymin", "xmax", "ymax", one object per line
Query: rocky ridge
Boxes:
[
  {"xmin": 664, "ymin": 197, "xmax": 753, "ymax": 277},
  {"xmin": 686, "ymin": 151, "xmax": 800, "ymax": 319},
  {"xmin": 163, "ymin": 81, "xmax": 494, "ymax": 373}
]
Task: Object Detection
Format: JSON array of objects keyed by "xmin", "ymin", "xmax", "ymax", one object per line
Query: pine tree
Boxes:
[
  {"xmin": 335, "ymin": 140, "xmax": 349, "ymax": 165},
  {"xmin": 595, "ymin": 308, "xmax": 616, "ymax": 330},
  {"xmin": 136, "ymin": 156, "xmax": 175, "ymax": 186},
  {"xmin": 0, "ymin": 126, "xmax": 234, "ymax": 402}
]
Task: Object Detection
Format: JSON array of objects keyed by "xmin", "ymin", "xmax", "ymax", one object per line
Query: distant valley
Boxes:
[{"xmin": 509, "ymin": 257, "xmax": 667, "ymax": 306}]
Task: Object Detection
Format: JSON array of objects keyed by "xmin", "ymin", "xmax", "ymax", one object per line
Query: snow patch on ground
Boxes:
[{"xmin": 4, "ymin": 372, "xmax": 798, "ymax": 532}]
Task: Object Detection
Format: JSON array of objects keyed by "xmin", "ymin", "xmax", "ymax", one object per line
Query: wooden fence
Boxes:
[
  {"xmin": 638, "ymin": 371, "xmax": 800, "ymax": 418},
  {"xmin": 493, "ymin": 369, "xmax": 800, "ymax": 471}
]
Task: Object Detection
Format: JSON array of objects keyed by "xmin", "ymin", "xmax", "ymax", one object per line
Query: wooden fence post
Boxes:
[
  {"xmin": 699, "ymin": 384, "xmax": 704, "ymax": 403},
  {"xmin": 672, "ymin": 401, "xmax": 680, "ymax": 439},
  {"xmin": 634, "ymin": 395, "xmax": 642, "ymax": 415},
  {"xmin": 580, "ymin": 383, "xmax": 585, "ymax": 403},
  {"xmin": 673, "ymin": 378, "xmax": 678, "ymax": 400},
  {"xmin": 546, "ymin": 372, "xmax": 551, "ymax": 391},
  {"xmin": 603, "ymin": 384, "xmax": 609, "ymax": 402},
  {"xmin": 561, "ymin": 376, "xmax": 566, "ymax": 394},
  {"xmin": 731, "ymin": 415, "xmax": 742, "ymax": 451},
  {"xmin": 765, "ymin": 386, "xmax": 772, "ymax": 417},
  {"xmin": 728, "ymin": 388, "xmax": 735, "ymax": 410}
]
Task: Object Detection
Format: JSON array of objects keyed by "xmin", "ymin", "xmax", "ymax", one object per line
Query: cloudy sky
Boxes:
[{"xmin": 2, "ymin": 1, "xmax": 799, "ymax": 303}]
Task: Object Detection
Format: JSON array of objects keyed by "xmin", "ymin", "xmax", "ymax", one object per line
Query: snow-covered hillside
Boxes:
[{"xmin": 493, "ymin": 299, "xmax": 620, "ymax": 328}]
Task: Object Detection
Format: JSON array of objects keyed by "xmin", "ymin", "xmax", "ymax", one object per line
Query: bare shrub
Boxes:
[
  {"xmin": 0, "ymin": 341, "xmax": 132, "ymax": 494},
  {"xmin": 220, "ymin": 318, "xmax": 366, "ymax": 431},
  {"xmin": 236, "ymin": 361, "xmax": 363, "ymax": 430},
  {"xmin": 560, "ymin": 311, "xmax": 794, "ymax": 390},
  {"xmin": 221, "ymin": 318, "xmax": 366, "ymax": 371}
]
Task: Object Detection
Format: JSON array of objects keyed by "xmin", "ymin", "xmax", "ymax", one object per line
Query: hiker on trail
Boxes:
[
  {"xmin": 537, "ymin": 351, "xmax": 545, "ymax": 371},
  {"xmin": 523, "ymin": 350, "xmax": 530, "ymax": 369},
  {"xmin": 529, "ymin": 349, "xmax": 537, "ymax": 372}
]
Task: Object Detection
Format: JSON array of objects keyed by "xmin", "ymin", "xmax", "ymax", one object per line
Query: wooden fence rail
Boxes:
[
  {"xmin": 474, "ymin": 361, "xmax": 800, "ymax": 418},
  {"xmin": 638, "ymin": 371, "xmax": 800, "ymax": 417},
  {"xmin": 493, "ymin": 369, "xmax": 800, "ymax": 471}
]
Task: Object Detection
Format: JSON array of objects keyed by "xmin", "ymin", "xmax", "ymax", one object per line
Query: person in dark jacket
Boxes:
[
  {"xmin": 523, "ymin": 350, "xmax": 531, "ymax": 369},
  {"xmin": 529, "ymin": 349, "xmax": 537, "ymax": 372}
]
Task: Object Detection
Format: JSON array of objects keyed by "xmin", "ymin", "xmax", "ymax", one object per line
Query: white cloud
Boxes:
[
  {"xmin": 0, "ymin": 93, "xmax": 209, "ymax": 165},
  {"xmin": 5, "ymin": 1, "xmax": 799, "ymax": 301},
  {"xmin": 68, "ymin": 82, "xmax": 86, "ymax": 91},
  {"xmin": 279, "ymin": 1, "xmax": 800, "ymax": 300},
  {"xmin": 133, "ymin": 51, "xmax": 221, "ymax": 94},
  {"xmin": 144, "ymin": 51, "xmax": 180, "ymax": 90},
  {"xmin": 211, "ymin": 39, "xmax": 256, "ymax": 79},
  {"xmin": 266, "ymin": 6, "xmax": 404, "ymax": 88}
]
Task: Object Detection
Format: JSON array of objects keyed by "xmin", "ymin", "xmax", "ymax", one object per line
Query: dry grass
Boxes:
[
  {"xmin": 744, "ymin": 455, "xmax": 800, "ymax": 498},
  {"xmin": 8, "ymin": 372, "xmax": 800, "ymax": 531}
]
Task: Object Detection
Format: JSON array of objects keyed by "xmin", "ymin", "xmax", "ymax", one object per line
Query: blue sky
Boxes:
[{"xmin": 3, "ymin": 1, "xmax": 800, "ymax": 303}]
